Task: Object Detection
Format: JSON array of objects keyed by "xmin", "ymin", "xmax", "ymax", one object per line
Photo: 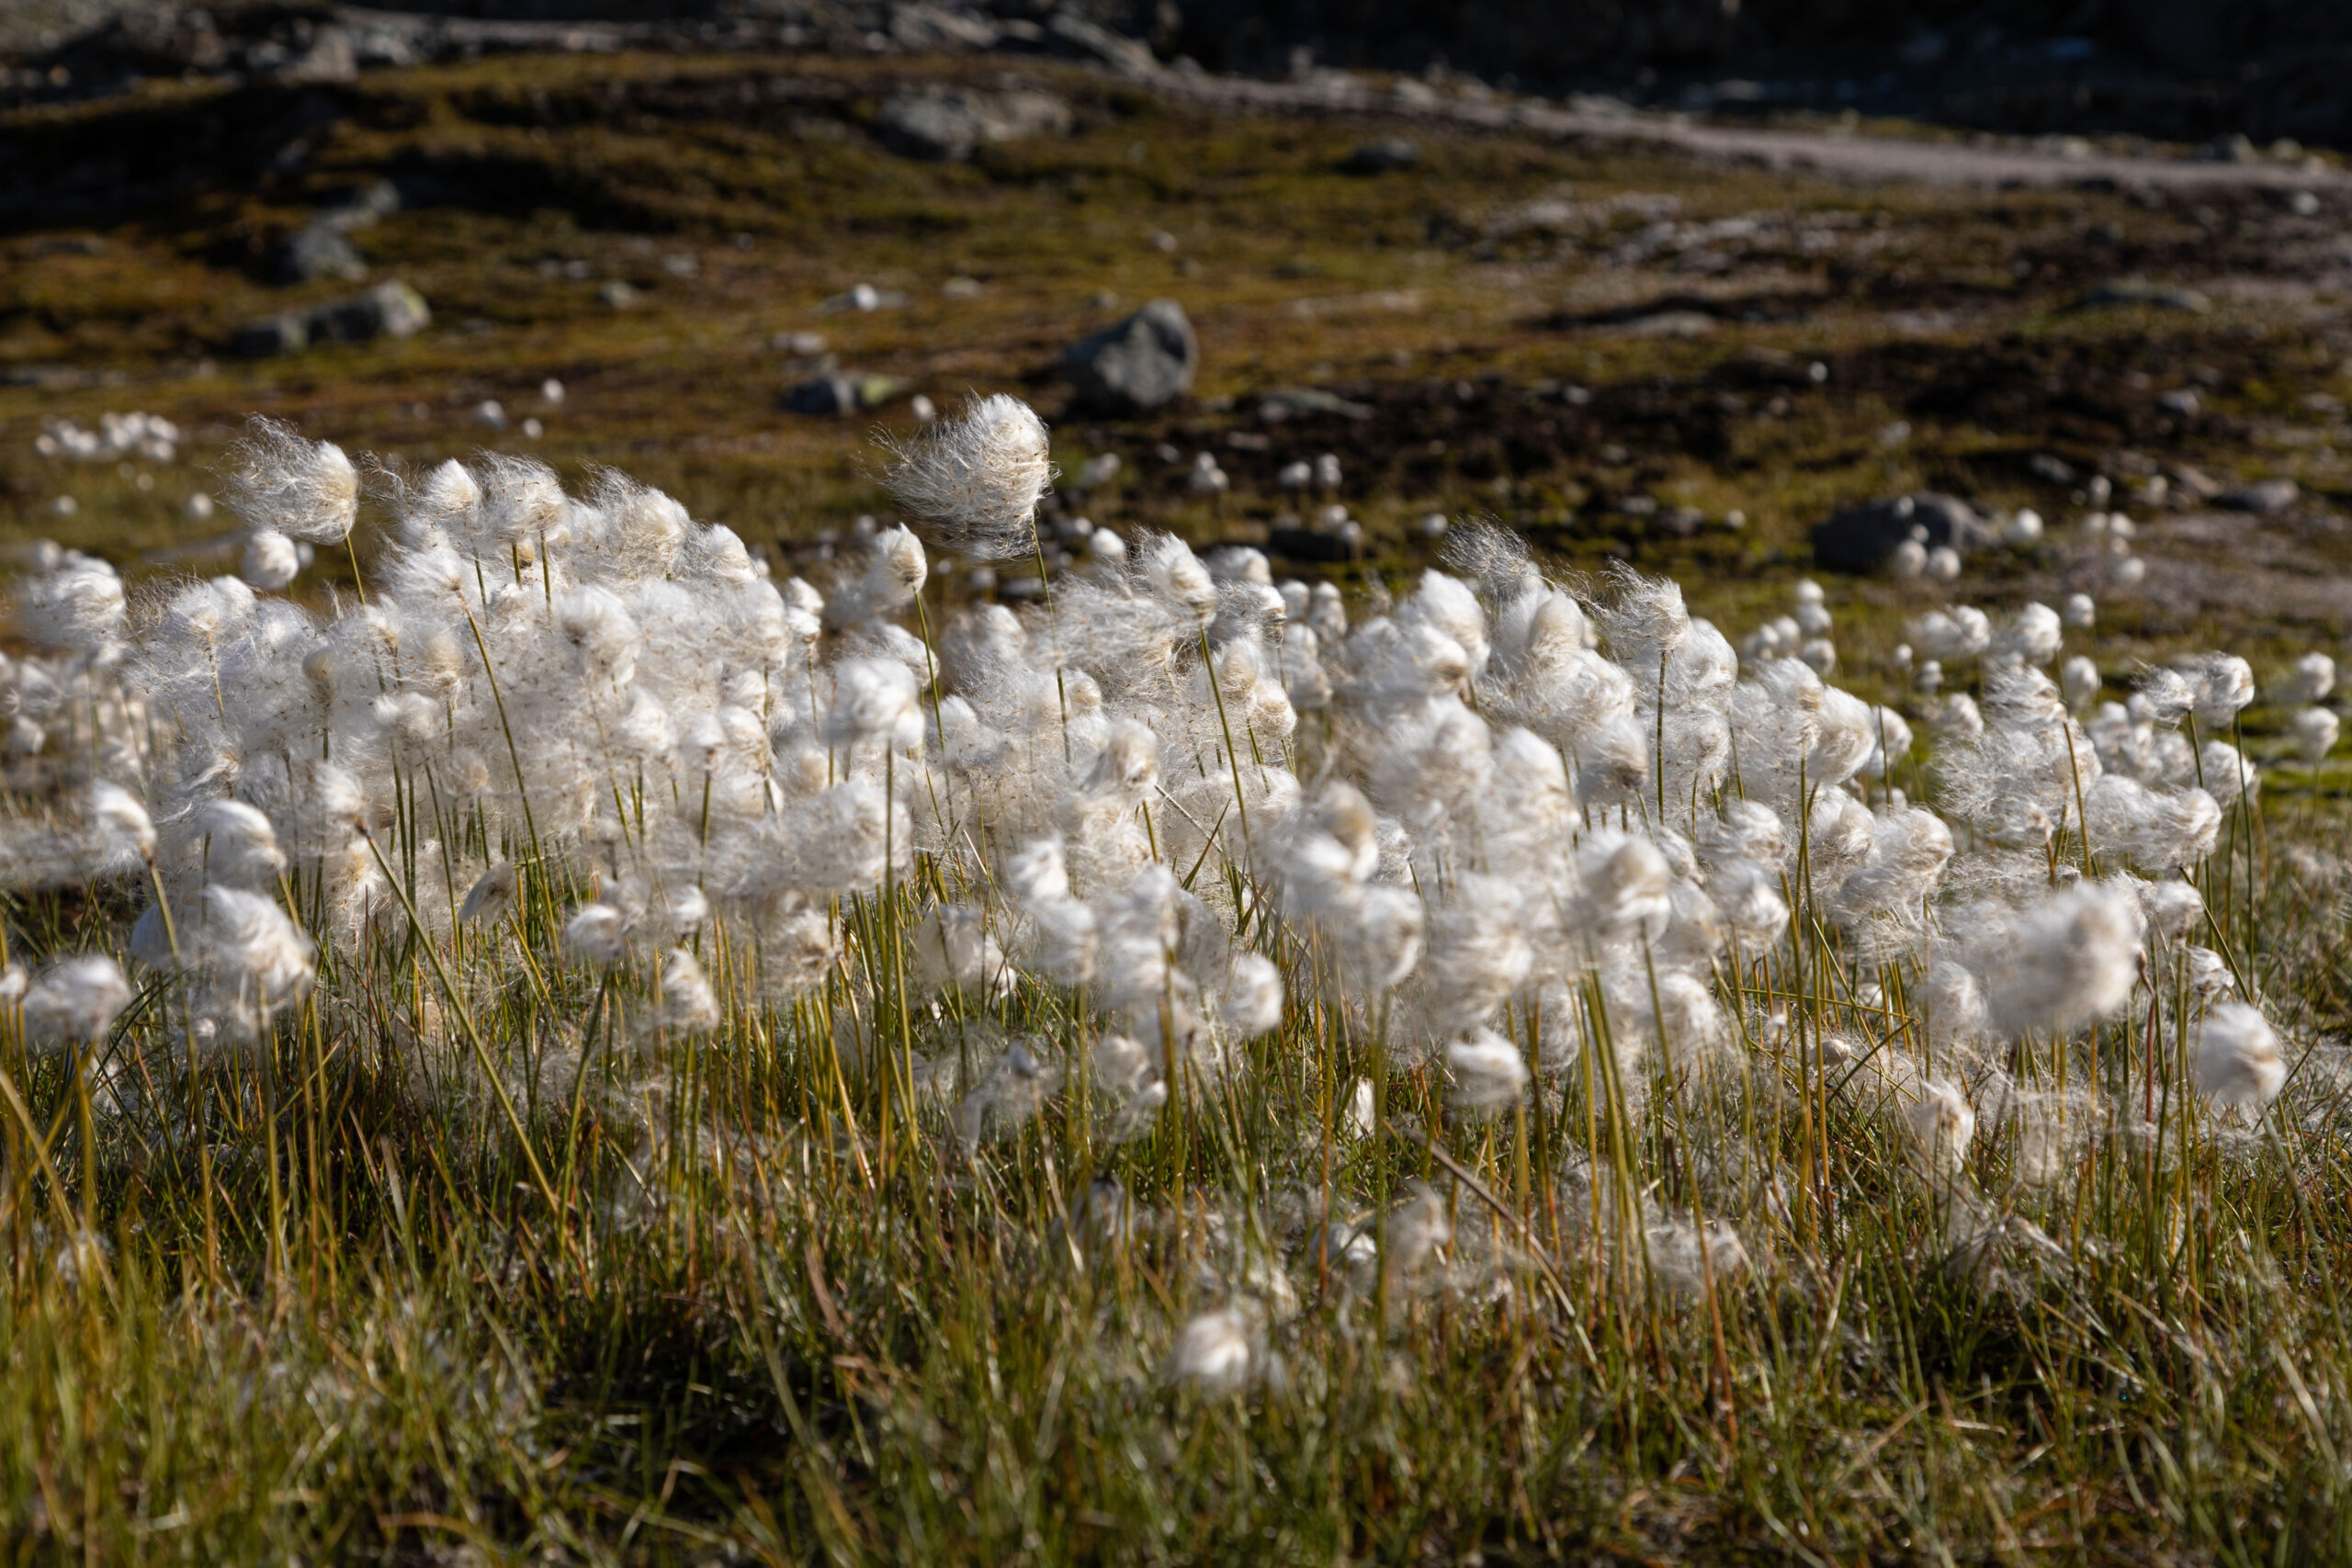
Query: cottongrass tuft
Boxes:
[{"xmin": 878, "ymin": 392, "xmax": 1055, "ymax": 561}]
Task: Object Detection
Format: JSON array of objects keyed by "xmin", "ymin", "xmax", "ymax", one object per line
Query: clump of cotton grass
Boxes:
[
  {"xmin": 4, "ymin": 387, "xmax": 2341, "ymax": 1528},
  {"xmin": 877, "ymin": 392, "xmax": 1055, "ymax": 561}
]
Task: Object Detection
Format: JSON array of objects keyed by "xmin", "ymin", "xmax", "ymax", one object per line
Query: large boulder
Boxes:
[
  {"xmin": 874, "ymin": 85, "xmax": 1072, "ymax": 162},
  {"xmin": 1062, "ymin": 299, "xmax": 1197, "ymax": 414},
  {"xmin": 1812, "ymin": 492, "xmax": 1994, "ymax": 573}
]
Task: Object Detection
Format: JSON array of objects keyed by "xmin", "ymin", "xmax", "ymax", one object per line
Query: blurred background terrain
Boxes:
[{"xmin": 5, "ymin": 0, "xmax": 2352, "ymax": 722}]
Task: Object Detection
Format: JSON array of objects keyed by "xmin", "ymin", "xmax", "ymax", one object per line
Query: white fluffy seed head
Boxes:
[
  {"xmin": 1165, "ymin": 1307, "xmax": 1256, "ymax": 1396},
  {"xmin": 20, "ymin": 955, "xmax": 131, "ymax": 1049},
  {"xmin": 225, "ymin": 416, "xmax": 358, "ymax": 543},
  {"xmin": 190, "ymin": 799, "xmax": 286, "ymax": 887},
  {"xmin": 564, "ymin": 903, "xmax": 628, "ymax": 967},
  {"xmin": 824, "ymin": 658, "xmax": 923, "ymax": 750},
  {"xmin": 2188, "ymin": 654, "xmax": 2256, "ymax": 728},
  {"xmin": 879, "ymin": 393, "xmax": 1054, "ymax": 561},
  {"xmin": 2061, "ymin": 655, "xmax": 2101, "ymax": 710},
  {"xmin": 2003, "ymin": 602, "xmax": 2063, "ymax": 666},
  {"xmin": 458, "ymin": 863, "xmax": 516, "ymax": 925},
  {"xmin": 1979, "ymin": 883, "xmax": 2144, "ymax": 1039},
  {"xmin": 89, "ymin": 782, "xmax": 155, "ymax": 865},
  {"xmin": 1446, "ymin": 1027, "xmax": 1531, "ymax": 1114},
  {"xmin": 1141, "ymin": 535, "xmax": 1218, "ymax": 628},
  {"xmin": 659, "ymin": 948, "xmax": 721, "ymax": 1033},
  {"xmin": 1904, "ymin": 1080, "xmax": 1976, "ymax": 1175},
  {"xmin": 2294, "ymin": 706, "xmax": 2339, "ymax": 763},
  {"xmin": 2194, "ymin": 1000, "xmax": 2284, "ymax": 1111},
  {"xmin": 1217, "ymin": 953, "xmax": 1284, "ymax": 1038},
  {"xmin": 239, "ymin": 529, "xmax": 300, "ymax": 591},
  {"xmin": 2281, "ymin": 651, "xmax": 2336, "ymax": 706},
  {"xmin": 17, "ymin": 550, "xmax": 126, "ymax": 654}
]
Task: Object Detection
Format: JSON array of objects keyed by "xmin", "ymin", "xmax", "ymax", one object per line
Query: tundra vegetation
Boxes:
[{"xmin": 5, "ymin": 45, "xmax": 2352, "ymax": 1567}]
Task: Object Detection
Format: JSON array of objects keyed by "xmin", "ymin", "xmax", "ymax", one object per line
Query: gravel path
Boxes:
[{"xmin": 1148, "ymin": 68, "xmax": 2351, "ymax": 193}]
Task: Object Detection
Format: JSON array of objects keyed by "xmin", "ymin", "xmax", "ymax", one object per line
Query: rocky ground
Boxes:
[{"xmin": 6, "ymin": 33, "xmax": 2352, "ymax": 772}]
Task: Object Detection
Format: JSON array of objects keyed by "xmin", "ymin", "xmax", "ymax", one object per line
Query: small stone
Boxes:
[
  {"xmin": 782, "ymin": 376, "xmax": 858, "ymax": 416},
  {"xmin": 598, "ymin": 279, "xmax": 638, "ymax": 309},
  {"xmin": 781, "ymin": 373, "xmax": 908, "ymax": 416},
  {"xmin": 541, "ymin": 378, "xmax": 565, "ymax": 405},
  {"xmin": 316, "ymin": 178, "xmax": 401, "ymax": 231},
  {"xmin": 2217, "ymin": 478, "xmax": 2299, "ymax": 513},
  {"xmin": 276, "ymin": 222, "xmax": 365, "ymax": 285},
  {"xmin": 1268, "ymin": 519, "xmax": 1366, "ymax": 562},
  {"xmin": 2075, "ymin": 278, "xmax": 2211, "ymax": 313},
  {"xmin": 1257, "ymin": 387, "xmax": 1374, "ymax": 423},
  {"xmin": 820, "ymin": 283, "xmax": 908, "ymax": 314},
  {"xmin": 306, "ymin": 280, "xmax": 430, "ymax": 344},
  {"xmin": 1062, "ymin": 299, "xmax": 1198, "ymax": 414},
  {"xmin": 232, "ymin": 311, "xmax": 311, "ymax": 357},
  {"xmin": 1342, "ymin": 138, "xmax": 1420, "ymax": 175}
]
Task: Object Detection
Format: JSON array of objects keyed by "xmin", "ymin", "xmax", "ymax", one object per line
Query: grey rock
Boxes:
[
  {"xmin": 1812, "ymin": 491, "xmax": 1994, "ymax": 573},
  {"xmin": 1343, "ymin": 138, "xmax": 1420, "ymax": 174},
  {"xmin": 233, "ymin": 312, "xmax": 311, "ymax": 357},
  {"xmin": 2073, "ymin": 277, "xmax": 2210, "ymax": 313},
  {"xmin": 887, "ymin": 2, "xmax": 1002, "ymax": 51},
  {"xmin": 316, "ymin": 178, "xmax": 401, "ymax": 232},
  {"xmin": 1063, "ymin": 299, "xmax": 1197, "ymax": 414},
  {"xmin": 1269, "ymin": 520, "xmax": 1366, "ymax": 562},
  {"xmin": 782, "ymin": 373, "xmax": 909, "ymax": 416},
  {"xmin": 307, "ymin": 280, "xmax": 430, "ymax": 344},
  {"xmin": 277, "ymin": 222, "xmax": 365, "ymax": 285},
  {"xmin": 2217, "ymin": 477, "xmax": 2300, "ymax": 513},
  {"xmin": 248, "ymin": 23, "xmax": 357, "ymax": 83},
  {"xmin": 1040, "ymin": 10, "xmax": 1158, "ymax": 74},
  {"xmin": 783, "ymin": 376, "xmax": 858, "ymax": 416},
  {"xmin": 875, "ymin": 86, "xmax": 1071, "ymax": 161},
  {"xmin": 1257, "ymin": 387, "xmax": 1373, "ymax": 422}
]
